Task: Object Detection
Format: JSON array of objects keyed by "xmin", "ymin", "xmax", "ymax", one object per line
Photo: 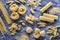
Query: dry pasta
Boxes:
[
  {"xmin": 17, "ymin": 34, "xmax": 29, "ymax": 40},
  {"xmin": 43, "ymin": 13, "xmax": 58, "ymax": 20},
  {"xmin": 30, "ymin": 8, "xmax": 35, "ymax": 14},
  {"xmin": 49, "ymin": 7, "xmax": 60, "ymax": 14},
  {"xmin": 38, "ymin": 22, "xmax": 46, "ymax": 27},
  {"xmin": 40, "ymin": 16, "xmax": 54, "ymax": 23},
  {"xmin": 40, "ymin": 2, "xmax": 53, "ymax": 13},
  {"xmin": 26, "ymin": 27, "xmax": 33, "ymax": 33},
  {"xmin": 10, "ymin": 4, "xmax": 18, "ymax": 12},
  {"xmin": 0, "ymin": 1, "xmax": 12, "ymax": 24},
  {"xmin": 33, "ymin": 28, "xmax": 40, "ymax": 38},
  {"xmin": 9, "ymin": 23, "xmax": 21, "ymax": 35},
  {"xmin": 10, "ymin": 12, "xmax": 19, "ymax": 20},
  {"xmin": 18, "ymin": 5, "xmax": 27, "ymax": 15},
  {"xmin": 0, "ymin": 17, "xmax": 7, "ymax": 35}
]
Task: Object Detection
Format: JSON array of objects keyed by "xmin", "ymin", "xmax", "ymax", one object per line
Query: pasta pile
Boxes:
[{"xmin": 0, "ymin": 0, "xmax": 60, "ymax": 40}]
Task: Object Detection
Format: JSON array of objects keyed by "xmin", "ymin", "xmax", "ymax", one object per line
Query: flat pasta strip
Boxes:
[
  {"xmin": 0, "ymin": 17, "xmax": 7, "ymax": 34},
  {"xmin": 0, "ymin": 1, "xmax": 12, "ymax": 24}
]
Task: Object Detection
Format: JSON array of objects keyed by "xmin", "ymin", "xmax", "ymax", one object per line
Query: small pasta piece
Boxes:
[
  {"xmin": 9, "ymin": 23, "xmax": 21, "ymax": 35},
  {"xmin": 10, "ymin": 4, "xmax": 18, "ymax": 12},
  {"xmin": 40, "ymin": 16, "xmax": 54, "ymax": 23},
  {"xmin": 21, "ymin": 22, "xmax": 25, "ymax": 26},
  {"xmin": 53, "ymin": 29, "xmax": 59, "ymax": 37},
  {"xmin": 49, "ymin": 7, "xmax": 60, "ymax": 14},
  {"xmin": 40, "ymin": 2, "xmax": 53, "ymax": 13},
  {"xmin": 18, "ymin": 5, "xmax": 27, "ymax": 15},
  {"xmin": 43, "ymin": 13, "xmax": 58, "ymax": 20},
  {"xmin": 10, "ymin": 12, "xmax": 19, "ymax": 20},
  {"xmin": 26, "ymin": 27, "xmax": 33, "ymax": 33},
  {"xmin": 0, "ymin": 17, "xmax": 7, "ymax": 35},
  {"xmin": 40, "ymin": 30, "xmax": 46, "ymax": 37},
  {"xmin": 50, "ymin": 36, "xmax": 54, "ymax": 40},
  {"xmin": 17, "ymin": 34, "xmax": 29, "ymax": 40},
  {"xmin": 11, "ymin": 30, "xmax": 17, "ymax": 35},
  {"xmin": 33, "ymin": 28, "xmax": 40, "ymax": 38},
  {"xmin": 30, "ymin": 8, "xmax": 35, "ymax": 14},
  {"xmin": 38, "ymin": 22, "xmax": 46, "ymax": 27},
  {"xmin": 29, "ymin": 14, "xmax": 38, "ymax": 21}
]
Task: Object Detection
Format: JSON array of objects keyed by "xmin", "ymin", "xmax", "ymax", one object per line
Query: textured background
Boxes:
[{"xmin": 0, "ymin": 0, "xmax": 60, "ymax": 40}]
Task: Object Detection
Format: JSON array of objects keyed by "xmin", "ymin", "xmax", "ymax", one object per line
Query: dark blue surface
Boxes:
[{"xmin": 0, "ymin": 0, "xmax": 60, "ymax": 40}]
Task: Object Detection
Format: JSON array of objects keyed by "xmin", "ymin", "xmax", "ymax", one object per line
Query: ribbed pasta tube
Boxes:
[
  {"xmin": 40, "ymin": 16, "xmax": 54, "ymax": 23},
  {"xmin": 43, "ymin": 13, "xmax": 58, "ymax": 20},
  {"xmin": 40, "ymin": 2, "xmax": 53, "ymax": 13}
]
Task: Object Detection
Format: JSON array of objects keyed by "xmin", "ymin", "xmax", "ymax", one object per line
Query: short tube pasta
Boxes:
[
  {"xmin": 40, "ymin": 2, "xmax": 53, "ymax": 13},
  {"xmin": 43, "ymin": 13, "xmax": 58, "ymax": 20},
  {"xmin": 40, "ymin": 16, "xmax": 54, "ymax": 23}
]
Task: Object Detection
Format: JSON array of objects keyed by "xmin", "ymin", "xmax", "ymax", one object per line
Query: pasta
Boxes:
[
  {"xmin": 0, "ymin": 17, "xmax": 7, "ymax": 35},
  {"xmin": 40, "ymin": 30, "xmax": 46, "ymax": 37},
  {"xmin": 10, "ymin": 12, "xmax": 19, "ymax": 20},
  {"xmin": 26, "ymin": 27, "xmax": 33, "ymax": 33},
  {"xmin": 18, "ymin": 5, "xmax": 27, "ymax": 15},
  {"xmin": 49, "ymin": 7, "xmax": 60, "ymax": 14},
  {"xmin": 40, "ymin": 16, "xmax": 54, "ymax": 23},
  {"xmin": 38, "ymin": 22, "xmax": 46, "ymax": 27},
  {"xmin": 40, "ymin": 2, "xmax": 53, "ymax": 13},
  {"xmin": 0, "ymin": 1, "xmax": 12, "ymax": 24},
  {"xmin": 9, "ymin": 23, "xmax": 21, "ymax": 35},
  {"xmin": 17, "ymin": 34, "xmax": 29, "ymax": 40},
  {"xmin": 25, "ymin": 15, "xmax": 38, "ymax": 24},
  {"xmin": 50, "ymin": 36, "xmax": 54, "ymax": 40},
  {"xmin": 10, "ymin": 4, "xmax": 18, "ymax": 12},
  {"xmin": 33, "ymin": 28, "xmax": 40, "ymax": 38},
  {"xmin": 43, "ymin": 13, "xmax": 58, "ymax": 20},
  {"xmin": 48, "ymin": 26, "xmax": 59, "ymax": 37},
  {"xmin": 30, "ymin": 8, "xmax": 35, "ymax": 14}
]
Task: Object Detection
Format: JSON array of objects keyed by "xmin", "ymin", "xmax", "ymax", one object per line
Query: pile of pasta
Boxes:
[{"xmin": 0, "ymin": 0, "xmax": 60, "ymax": 40}]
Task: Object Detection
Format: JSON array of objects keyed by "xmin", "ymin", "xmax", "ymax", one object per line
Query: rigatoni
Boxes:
[
  {"xmin": 40, "ymin": 16, "xmax": 54, "ymax": 23},
  {"xmin": 43, "ymin": 13, "xmax": 58, "ymax": 20},
  {"xmin": 40, "ymin": 2, "xmax": 53, "ymax": 13}
]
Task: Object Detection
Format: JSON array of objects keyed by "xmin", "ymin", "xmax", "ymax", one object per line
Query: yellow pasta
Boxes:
[
  {"xmin": 40, "ymin": 2, "xmax": 53, "ymax": 13},
  {"xmin": 30, "ymin": 8, "xmax": 35, "ymax": 14},
  {"xmin": 10, "ymin": 4, "xmax": 18, "ymax": 12},
  {"xmin": 10, "ymin": 12, "xmax": 19, "ymax": 20},
  {"xmin": 43, "ymin": 13, "xmax": 58, "ymax": 20},
  {"xmin": 18, "ymin": 5, "xmax": 27, "ymax": 15},
  {"xmin": 38, "ymin": 22, "xmax": 46, "ymax": 27},
  {"xmin": 26, "ymin": 27, "xmax": 33, "ymax": 33},
  {"xmin": 33, "ymin": 28, "xmax": 40, "ymax": 38},
  {"xmin": 40, "ymin": 16, "xmax": 54, "ymax": 23},
  {"xmin": 0, "ymin": 17, "xmax": 7, "ymax": 35},
  {"xmin": 0, "ymin": 1, "xmax": 12, "ymax": 24},
  {"xmin": 9, "ymin": 23, "xmax": 21, "ymax": 35},
  {"xmin": 50, "ymin": 36, "xmax": 54, "ymax": 40}
]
